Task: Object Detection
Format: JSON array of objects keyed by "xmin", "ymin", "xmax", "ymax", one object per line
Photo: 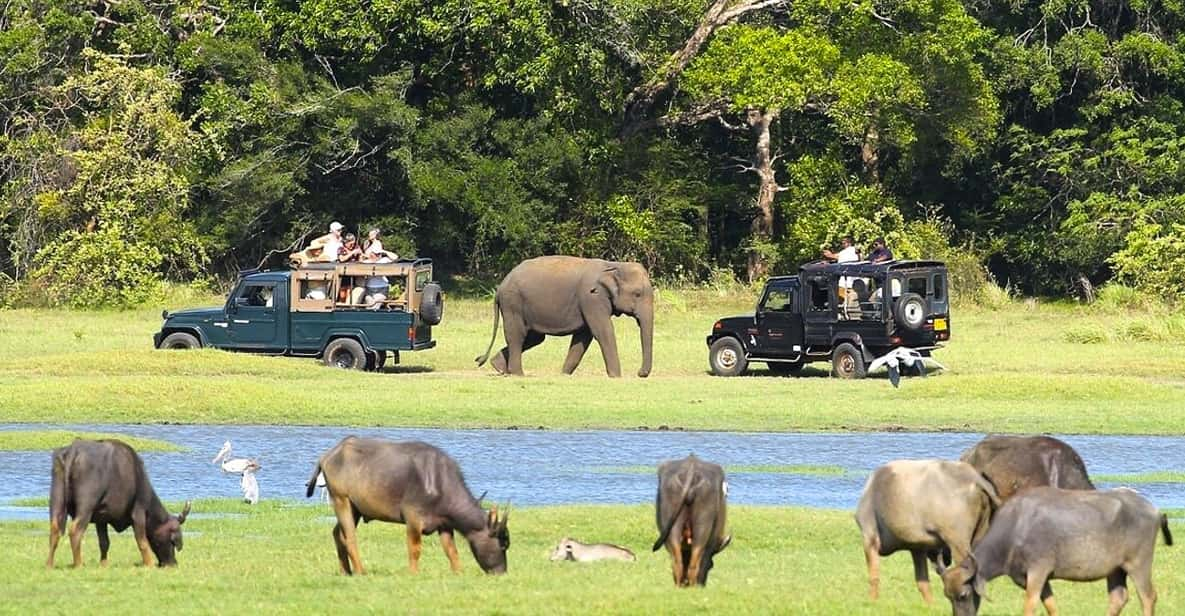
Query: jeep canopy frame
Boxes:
[{"xmin": 289, "ymin": 259, "xmax": 434, "ymax": 313}]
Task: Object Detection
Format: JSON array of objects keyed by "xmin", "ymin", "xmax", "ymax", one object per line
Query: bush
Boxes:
[{"xmin": 1093, "ymin": 284, "xmax": 1150, "ymax": 311}]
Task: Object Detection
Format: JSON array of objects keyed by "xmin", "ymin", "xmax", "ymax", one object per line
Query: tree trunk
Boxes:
[
  {"xmin": 747, "ymin": 108, "xmax": 778, "ymax": 282},
  {"xmin": 620, "ymin": 0, "xmax": 785, "ymax": 136},
  {"xmin": 861, "ymin": 121, "xmax": 880, "ymax": 185}
]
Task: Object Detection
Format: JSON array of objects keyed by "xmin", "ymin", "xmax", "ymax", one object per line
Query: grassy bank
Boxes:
[
  {"xmin": 0, "ymin": 431, "xmax": 183, "ymax": 452},
  {"xmin": 1, "ymin": 289, "xmax": 1184, "ymax": 433},
  {"xmin": 2, "ymin": 501, "xmax": 1180, "ymax": 614}
]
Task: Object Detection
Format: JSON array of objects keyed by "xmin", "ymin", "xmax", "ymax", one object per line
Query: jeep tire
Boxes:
[
  {"xmin": 420, "ymin": 282, "xmax": 444, "ymax": 325},
  {"xmin": 895, "ymin": 292, "xmax": 927, "ymax": 331},
  {"xmin": 324, "ymin": 338, "xmax": 366, "ymax": 370},
  {"xmin": 832, "ymin": 342, "xmax": 867, "ymax": 379},
  {"xmin": 161, "ymin": 332, "xmax": 201, "ymax": 349},
  {"xmin": 709, "ymin": 337, "xmax": 748, "ymax": 377}
]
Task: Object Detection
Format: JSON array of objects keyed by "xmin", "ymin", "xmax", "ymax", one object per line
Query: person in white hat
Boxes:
[{"xmin": 305, "ymin": 221, "xmax": 344, "ymax": 263}]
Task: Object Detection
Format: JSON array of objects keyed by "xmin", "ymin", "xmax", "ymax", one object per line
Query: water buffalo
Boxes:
[
  {"xmin": 961, "ymin": 435, "xmax": 1094, "ymax": 500},
  {"xmin": 550, "ymin": 537, "xmax": 636, "ymax": 562},
  {"xmin": 47, "ymin": 438, "xmax": 190, "ymax": 568},
  {"xmin": 940, "ymin": 487, "xmax": 1173, "ymax": 616},
  {"xmin": 856, "ymin": 460, "xmax": 1000, "ymax": 603},
  {"xmin": 652, "ymin": 455, "xmax": 731, "ymax": 587},
  {"xmin": 306, "ymin": 437, "xmax": 510, "ymax": 576}
]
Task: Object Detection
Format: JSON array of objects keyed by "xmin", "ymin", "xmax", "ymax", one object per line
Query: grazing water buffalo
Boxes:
[
  {"xmin": 856, "ymin": 460, "xmax": 1000, "ymax": 604},
  {"xmin": 47, "ymin": 439, "xmax": 190, "ymax": 568},
  {"xmin": 939, "ymin": 487, "xmax": 1173, "ymax": 616},
  {"xmin": 550, "ymin": 537, "xmax": 636, "ymax": 562},
  {"xmin": 652, "ymin": 455, "xmax": 731, "ymax": 587},
  {"xmin": 961, "ymin": 435, "xmax": 1094, "ymax": 500},
  {"xmin": 306, "ymin": 437, "xmax": 510, "ymax": 576}
]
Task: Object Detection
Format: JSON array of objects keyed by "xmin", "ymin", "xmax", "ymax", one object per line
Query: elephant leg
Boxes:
[
  {"xmin": 562, "ymin": 329, "xmax": 593, "ymax": 374},
  {"xmin": 587, "ymin": 317, "xmax": 621, "ymax": 377},
  {"xmin": 500, "ymin": 319, "xmax": 527, "ymax": 376},
  {"xmin": 509, "ymin": 330, "xmax": 545, "ymax": 376}
]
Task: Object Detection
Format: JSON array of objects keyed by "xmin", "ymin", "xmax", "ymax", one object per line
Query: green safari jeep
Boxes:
[{"xmin": 154, "ymin": 259, "xmax": 442, "ymax": 370}]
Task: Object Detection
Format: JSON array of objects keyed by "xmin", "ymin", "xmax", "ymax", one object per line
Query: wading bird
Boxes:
[{"xmin": 212, "ymin": 441, "xmax": 262, "ymax": 503}]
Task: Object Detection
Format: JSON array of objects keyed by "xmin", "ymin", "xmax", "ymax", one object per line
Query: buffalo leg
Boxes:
[
  {"xmin": 439, "ymin": 530, "xmax": 462, "ymax": 573},
  {"xmin": 331, "ymin": 497, "xmax": 365, "ymax": 575},
  {"xmin": 686, "ymin": 544, "xmax": 706, "ymax": 587},
  {"xmin": 68, "ymin": 510, "xmax": 92, "ymax": 568},
  {"xmin": 1107, "ymin": 570, "xmax": 1129, "ymax": 616},
  {"xmin": 668, "ymin": 539, "xmax": 685, "ymax": 587},
  {"xmin": 863, "ymin": 536, "xmax": 881, "ymax": 600},
  {"xmin": 1024, "ymin": 569, "xmax": 1053, "ymax": 616},
  {"xmin": 562, "ymin": 329, "xmax": 593, "ymax": 374},
  {"xmin": 405, "ymin": 516, "xmax": 424, "ymax": 574},
  {"xmin": 131, "ymin": 512, "xmax": 154, "ymax": 567},
  {"xmin": 1127, "ymin": 561, "xmax": 1157, "ymax": 616},
  {"xmin": 332, "ymin": 523, "xmax": 351, "ymax": 575},
  {"xmin": 1040, "ymin": 581, "xmax": 1058, "ymax": 616},
  {"xmin": 911, "ymin": 550, "xmax": 934, "ymax": 604},
  {"xmin": 96, "ymin": 523, "xmax": 111, "ymax": 567},
  {"xmin": 47, "ymin": 513, "xmax": 66, "ymax": 569}
]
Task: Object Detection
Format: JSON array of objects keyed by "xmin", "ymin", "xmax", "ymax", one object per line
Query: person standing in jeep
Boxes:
[
  {"xmin": 868, "ymin": 237, "xmax": 894, "ymax": 263},
  {"xmin": 823, "ymin": 236, "xmax": 860, "ymax": 262}
]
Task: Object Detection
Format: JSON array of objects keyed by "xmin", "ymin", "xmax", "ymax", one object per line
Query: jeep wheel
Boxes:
[
  {"xmin": 324, "ymin": 338, "xmax": 366, "ymax": 370},
  {"xmin": 832, "ymin": 343, "xmax": 867, "ymax": 379},
  {"xmin": 895, "ymin": 293, "xmax": 927, "ymax": 331},
  {"xmin": 420, "ymin": 283, "xmax": 444, "ymax": 325},
  {"xmin": 767, "ymin": 361, "xmax": 803, "ymax": 376},
  {"xmin": 709, "ymin": 337, "xmax": 748, "ymax": 377},
  {"xmin": 161, "ymin": 332, "xmax": 201, "ymax": 350}
]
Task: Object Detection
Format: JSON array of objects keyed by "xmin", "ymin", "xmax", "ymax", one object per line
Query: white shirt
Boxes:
[
  {"xmin": 322, "ymin": 237, "xmax": 342, "ymax": 262},
  {"xmin": 836, "ymin": 246, "xmax": 859, "ymax": 262}
]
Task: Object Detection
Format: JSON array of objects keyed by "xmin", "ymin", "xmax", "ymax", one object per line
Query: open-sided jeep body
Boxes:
[
  {"xmin": 706, "ymin": 260, "xmax": 950, "ymax": 378},
  {"xmin": 154, "ymin": 259, "xmax": 442, "ymax": 371}
]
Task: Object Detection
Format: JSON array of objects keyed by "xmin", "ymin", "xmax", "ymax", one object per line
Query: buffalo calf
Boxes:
[
  {"xmin": 550, "ymin": 537, "xmax": 636, "ymax": 562},
  {"xmin": 652, "ymin": 455, "xmax": 731, "ymax": 587},
  {"xmin": 48, "ymin": 439, "xmax": 190, "ymax": 568},
  {"xmin": 307, "ymin": 437, "xmax": 509, "ymax": 576},
  {"xmin": 940, "ymin": 487, "xmax": 1172, "ymax": 616},
  {"xmin": 856, "ymin": 460, "xmax": 1000, "ymax": 604}
]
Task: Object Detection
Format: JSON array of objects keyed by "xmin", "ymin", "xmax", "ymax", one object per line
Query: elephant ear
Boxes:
[{"xmin": 596, "ymin": 266, "xmax": 621, "ymax": 299}]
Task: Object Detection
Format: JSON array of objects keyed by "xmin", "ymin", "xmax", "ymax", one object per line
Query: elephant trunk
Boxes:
[{"xmin": 636, "ymin": 306, "xmax": 653, "ymax": 378}]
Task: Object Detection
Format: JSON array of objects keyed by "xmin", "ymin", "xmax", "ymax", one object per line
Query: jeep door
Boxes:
[
  {"xmin": 226, "ymin": 281, "xmax": 285, "ymax": 348},
  {"xmin": 802, "ymin": 274, "xmax": 833, "ymax": 346},
  {"xmin": 753, "ymin": 281, "xmax": 803, "ymax": 356}
]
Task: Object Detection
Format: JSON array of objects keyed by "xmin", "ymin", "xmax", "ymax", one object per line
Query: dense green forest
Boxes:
[{"xmin": 2, "ymin": 0, "xmax": 1184, "ymax": 306}]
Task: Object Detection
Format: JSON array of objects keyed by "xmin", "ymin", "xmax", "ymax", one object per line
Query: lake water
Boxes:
[{"xmin": 1, "ymin": 424, "xmax": 1182, "ymax": 520}]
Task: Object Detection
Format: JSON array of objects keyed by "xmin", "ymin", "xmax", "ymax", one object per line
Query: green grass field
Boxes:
[
  {"xmin": 2, "ymin": 500, "xmax": 1180, "ymax": 615},
  {"xmin": 1, "ymin": 289, "xmax": 1183, "ymax": 433},
  {"xmin": 0, "ymin": 431, "xmax": 183, "ymax": 452}
]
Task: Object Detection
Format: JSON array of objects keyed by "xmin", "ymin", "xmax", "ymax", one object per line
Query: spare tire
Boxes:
[
  {"xmin": 894, "ymin": 292, "xmax": 927, "ymax": 331},
  {"xmin": 420, "ymin": 282, "xmax": 444, "ymax": 325}
]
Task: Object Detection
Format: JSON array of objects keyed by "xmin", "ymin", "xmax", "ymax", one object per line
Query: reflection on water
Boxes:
[{"xmin": 1, "ymin": 424, "xmax": 1182, "ymax": 520}]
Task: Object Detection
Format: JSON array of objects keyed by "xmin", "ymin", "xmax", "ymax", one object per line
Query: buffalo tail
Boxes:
[
  {"xmin": 474, "ymin": 295, "xmax": 501, "ymax": 367},
  {"xmin": 652, "ymin": 467, "xmax": 698, "ymax": 552},
  {"xmin": 305, "ymin": 462, "xmax": 322, "ymax": 499},
  {"xmin": 1163, "ymin": 513, "xmax": 1174, "ymax": 547}
]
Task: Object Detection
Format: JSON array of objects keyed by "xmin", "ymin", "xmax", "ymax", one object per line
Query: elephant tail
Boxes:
[{"xmin": 474, "ymin": 294, "xmax": 501, "ymax": 367}]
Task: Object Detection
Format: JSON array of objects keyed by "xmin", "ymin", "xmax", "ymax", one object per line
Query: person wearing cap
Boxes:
[{"xmin": 307, "ymin": 221, "xmax": 344, "ymax": 262}]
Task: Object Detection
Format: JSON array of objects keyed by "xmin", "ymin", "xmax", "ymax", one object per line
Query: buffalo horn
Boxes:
[{"xmin": 178, "ymin": 500, "xmax": 192, "ymax": 524}]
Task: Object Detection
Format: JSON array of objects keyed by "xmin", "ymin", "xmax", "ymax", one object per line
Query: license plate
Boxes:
[{"xmin": 934, "ymin": 318, "xmax": 947, "ymax": 331}]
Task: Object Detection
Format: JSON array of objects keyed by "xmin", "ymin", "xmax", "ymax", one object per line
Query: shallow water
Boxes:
[{"xmin": 1, "ymin": 424, "xmax": 1182, "ymax": 520}]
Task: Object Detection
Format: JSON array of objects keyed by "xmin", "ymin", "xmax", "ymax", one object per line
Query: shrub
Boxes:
[{"xmin": 1094, "ymin": 284, "xmax": 1150, "ymax": 312}]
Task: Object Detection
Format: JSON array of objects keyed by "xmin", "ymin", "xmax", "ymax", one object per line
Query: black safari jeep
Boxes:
[
  {"xmin": 706, "ymin": 260, "xmax": 950, "ymax": 378},
  {"xmin": 154, "ymin": 259, "xmax": 442, "ymax": 371}
]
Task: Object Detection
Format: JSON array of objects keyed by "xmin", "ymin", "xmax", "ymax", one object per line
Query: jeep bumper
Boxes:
[{"xmin": 152, "ymin": 332, "xmax": 163, "ymax": 348}]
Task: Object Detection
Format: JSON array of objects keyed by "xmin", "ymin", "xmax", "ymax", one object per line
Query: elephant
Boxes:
[{"xmin": 475, "ymin": 256, "xmax": 654, "ymax": 378}]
